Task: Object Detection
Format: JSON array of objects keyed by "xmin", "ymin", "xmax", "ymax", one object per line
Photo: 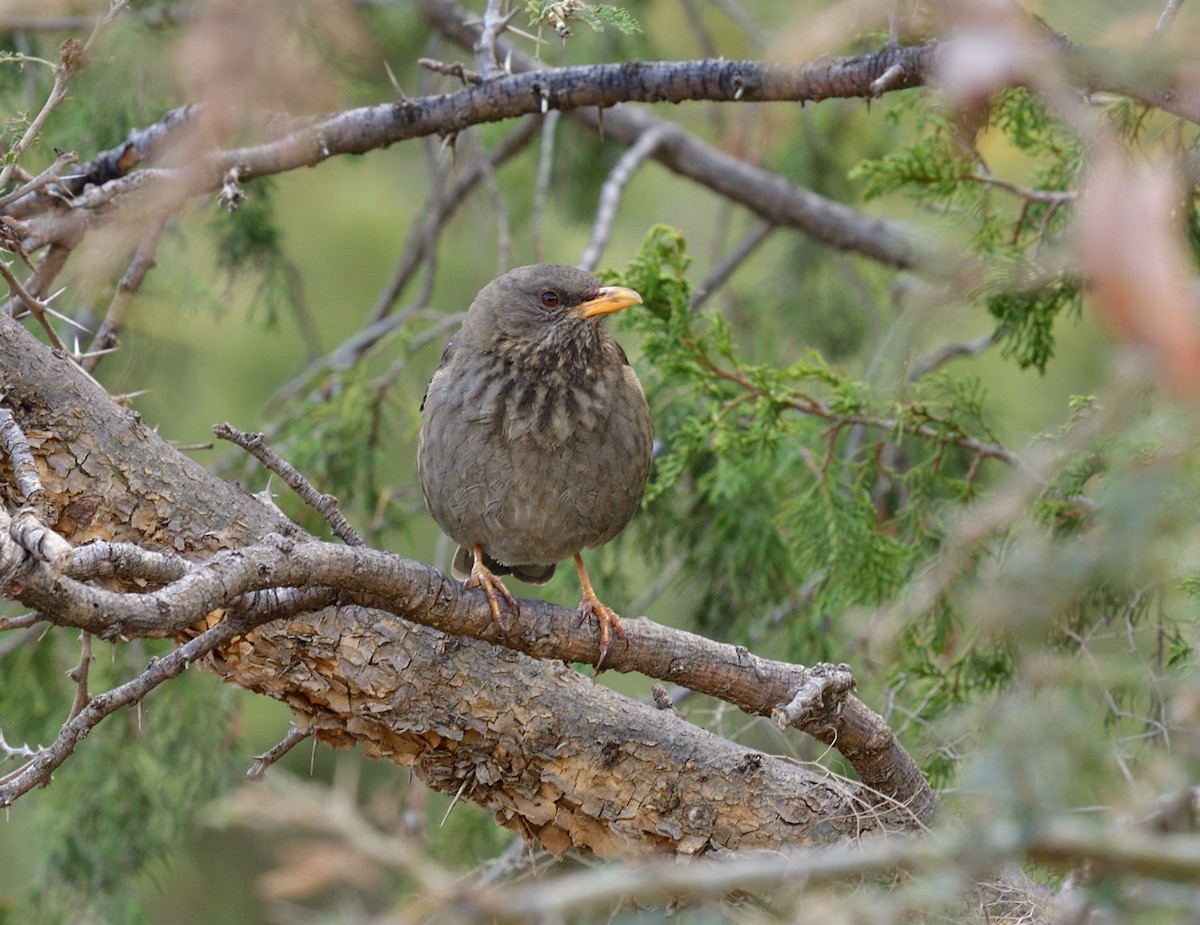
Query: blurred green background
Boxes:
[{"xmin": 2, "ymin": 0, "xmax": 1197, "ymax": 922}]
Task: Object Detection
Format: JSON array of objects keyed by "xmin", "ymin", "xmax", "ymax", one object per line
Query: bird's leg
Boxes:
[
  {"xmin": 465, "ymin": 544, "xmax": 519, "ymax": 627},
  {"xmin": 573, "ymin": 553, "xmax": 628, "ymax": 669}
]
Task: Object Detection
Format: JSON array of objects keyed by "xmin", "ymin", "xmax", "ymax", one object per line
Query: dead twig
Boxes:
[{"xmin": 212, "ymin": 423, "xmax": 364, "ymax": 547}]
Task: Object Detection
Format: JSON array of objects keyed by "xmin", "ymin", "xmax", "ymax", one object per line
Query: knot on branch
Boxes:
[{"xmin": 772, "ymin": 662, "xmax": 856, "ymax": 728}]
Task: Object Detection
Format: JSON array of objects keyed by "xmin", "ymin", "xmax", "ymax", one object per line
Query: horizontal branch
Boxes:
[{"xmin": 3, "ymin": 527, "xmax": 933, "ymax": 821}]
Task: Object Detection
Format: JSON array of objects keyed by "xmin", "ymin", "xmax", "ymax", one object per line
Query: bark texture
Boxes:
[{"xmin": 0, "ymin": 312, "xmax": 912, "ymax": 856}]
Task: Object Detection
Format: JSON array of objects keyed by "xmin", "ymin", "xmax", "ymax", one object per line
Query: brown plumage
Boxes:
[{"xmin": 418, "ymin": 264, "xmax": 652, "ymax": 666}]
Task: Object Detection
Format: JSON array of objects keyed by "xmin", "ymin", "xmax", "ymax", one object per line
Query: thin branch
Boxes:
[
  {"xmin": 364, "ymin": 116, "xmax": 540, "ymax": 327},
  {"xmin": 0, "ymin": 0, "xmax": 131, "ymax": 189},
  {"xmin": 433, "ymin": 820, "xmax": 1200, "ymax": 924},
  {"xmin": 697, "ymin": 352, "xmax": 1027, "ymax": 472},
  {"xmin": 82, "ymin": 214, "xmax": 168, "ymax": 373},
  {"xmin": 867, "ymin": 371, "xmax": 1144, "ymax": 645},
  {"xmin": 690, "ymin": 219, "xmax": 775, "ymax": 310},
  {"xmin": 0, "ymin": 41, "xmax": 85, "ymax": 193},
  {"xmin": 0, "ymin": 613, "xmax": 44, "ymax": 635},
  {"xmin": 531, "ymin": 110, "xmax": 559, "ymax": 263},
  {"xmin": 477, "ymin": 141, "xmax": 513, "ymax": 274},
  {"xmin": 0, "ymin": 730, "xmax": 38, "ymax": 763},
  {"xmin": 0, "ymin": 149, "xmax": 78, "ymax": 210},
  {"xmin": 965, "ymin": 170, "xmax": 1078, "ymax": 204},
  {"xmin": 418, "ymin": 56, "xmax": 483, "ymax": 85},
  {"xmin": 578, "ymin": 124, "xmax": 669, "ymax": 272},
  {"xmin": 1148, "ymin": 0, "xmax": 1185, "ymax": 41},
  {"xmin": 0, "ymin": 260, "xmax": 68, "ymax": 352},
  {"xmin": 0, "ymin": 613, "xmax": 248, "ymax": 805},
  {"xmin": 905, "ymin": 327, "xmax": 1005, "ymax": 382},
  {"xmin": 0, "ymin": 581, "xmax": 337, "ymax": 807},
  {"xmin": 369, "ymin": 311, "xmax": 466, "ymax": 399},
  {"xmin": 213, "ymin": 423, "xmax": 364, "ymax": 547},
  {"xmin": 475, "ymin": 0, "xmax": 519, "ymax": 78},
  {"xmin": 246, "ymin": 723, "xmax": 312, "ymax": 781},
  {"xmin": 65, "ymin": 631, "xmax": 93, "ymax": 721}
]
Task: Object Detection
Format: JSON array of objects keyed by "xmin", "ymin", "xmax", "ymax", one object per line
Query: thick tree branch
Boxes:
[
  {"xmin": 0, "ymin": 308, "xmax": 930, "ymax": 857},
  {"xmin": 17, "ymin": 53, "xmax": 937, "ymax": 270},
  {"xmin": 4, "ymin": 509, "xmax": 933, "ymax": 823}
]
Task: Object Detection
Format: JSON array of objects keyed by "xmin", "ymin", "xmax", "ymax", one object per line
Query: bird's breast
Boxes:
[{"xmin": 419, "ymin": 349, "xmax": 651, "ymax": 567}]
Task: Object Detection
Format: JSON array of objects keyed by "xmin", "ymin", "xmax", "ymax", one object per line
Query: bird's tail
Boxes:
[{"xmin": 451, "ymin": 546, "xmax": 556, "ymax": 585}]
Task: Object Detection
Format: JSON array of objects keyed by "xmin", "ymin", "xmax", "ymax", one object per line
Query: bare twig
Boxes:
[
  {"xmin": 212, "ymin": 423, "xmax": 364, "ymax": 547},
  {"xmin": 531, "ymin": 110, "xmax": 559, "ymax": 262},
  {"xmin": 0, "ymin": 729, "xmax": 38, "ymax": 763},
  {"xmin": 418, "ymin": 56, "xmax": 483, "ymax": 85},
  {"xmin": 246, "ymin": 723, "xmax": 312, "ymax": 780},
  {"xmin": 363, "ymin": 116, "xmax": 539, "ymax": 327},
  {"xmin": 476, "ymin": 0, "xmax": 519, "ymax": 78},
  {"xmin": 690, "ymin": 220, "xmax": 775, "ymax": 310},
  {"xmin": 0, "ymin": 606, "xmax": 259, "ymax": 806},
  {"xmin": 578, "ymin": 125, "xmax": 669, "ymax": 272},
  {"xmin": 1148, "ymin": 0, "xmax": 1185, "ymax": 41},
  {"xmin": 82, "ymin": 214, "xmax": 168, "ymax": 372},
  {"xmin": 65, "ymin": 632, "xmax": 93, "ymax": 721},
  {"xmin": 0, "ymin": 613, "xmax": 44, "ymax": 635},
  {"xmin": 905, "ymin": 328, "xmax": 1004, "ymax": 382},
  {"xmin": 0, "ymin": 42, "xmax": 85, "ymax": 193},
  {"xmin": 0, "ymin": 149, "xmax": 78, "ymax": 210},
  {"xmin": 0, "ymin": 261, "xmax": 68, "ymax": 352},
  {"xmin": 477, "ymin": 144, "xmax": 513, "ymax": 274},
  {"xmin": 0, "ymin": 0, "xmax": 130, "ymax": 190},
  {"xmin": 369, "ymin": 311, "xmax": 466, "ymax": 399}
]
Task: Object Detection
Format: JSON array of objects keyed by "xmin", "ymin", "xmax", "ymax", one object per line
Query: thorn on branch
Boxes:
[
  {"xmin": 0, "ymin": 259, "xmax": 70, "ymax": 353},
  {"xmin": 383, "ymin": 59, "xmax": 409, "ymax": 101},
  {"xmin": 772, "ymin": 663, "xmax": 856, "ymax": 728}
]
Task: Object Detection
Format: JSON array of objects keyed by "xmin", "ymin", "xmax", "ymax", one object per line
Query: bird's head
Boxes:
[{"xmin": 461, "ymin": 264, "xmax": 643, "ymax": 354}]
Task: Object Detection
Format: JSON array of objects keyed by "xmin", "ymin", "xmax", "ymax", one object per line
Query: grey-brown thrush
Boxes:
[{"xmin": 418, "ymin": 264, "xmax": 651, "ymax": 665}]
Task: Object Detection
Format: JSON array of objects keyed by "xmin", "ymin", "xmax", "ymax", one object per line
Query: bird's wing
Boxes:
[{"xmin": 420, "ymin": 338, "xmax": 456, "ymax": 412}]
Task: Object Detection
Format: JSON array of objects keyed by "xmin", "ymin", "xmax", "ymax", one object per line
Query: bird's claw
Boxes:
[
  {"xmin": 466, "ymin": 557, "xmax": 519, "ymax": 628},
  {"xmin": 577, "ymin": 596, "xmax": 628, "ymax": 671}
]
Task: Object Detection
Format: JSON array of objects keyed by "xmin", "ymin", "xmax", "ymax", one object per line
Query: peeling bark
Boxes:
[{"xmin": 0, "ymin": 311, "xmax": 921, "ymax": 857}]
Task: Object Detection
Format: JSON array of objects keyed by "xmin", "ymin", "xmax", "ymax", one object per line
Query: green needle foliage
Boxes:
[
  {"xmin": 607, "ymin": 227, "xmax": 1007, "ymax": 660},
  {"xmin": 607, "ymin": 207, "xmax": 1197, "ymax": 794},
  {"xmin": 853, "ymin": 87, "xmax": 1084, "ymax": 372},
  {"xmin": 2, "ymin": 639, "xmax": 239, "ymax": 924}
]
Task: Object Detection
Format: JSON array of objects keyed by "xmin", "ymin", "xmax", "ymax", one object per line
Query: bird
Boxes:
[{"xmin": 418, "ymin": 264, "xmax": 652, "ymax": 667}]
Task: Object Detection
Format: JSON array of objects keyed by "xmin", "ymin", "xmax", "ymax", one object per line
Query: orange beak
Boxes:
[{"xmin": 574, "ymin": 286, "xmax": 643, "ymax": 319}]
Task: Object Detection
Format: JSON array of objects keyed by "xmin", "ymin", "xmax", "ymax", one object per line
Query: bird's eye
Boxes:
[{"xmin": 539, "ymin": 290, "xmax": 560, "ymax": 309}]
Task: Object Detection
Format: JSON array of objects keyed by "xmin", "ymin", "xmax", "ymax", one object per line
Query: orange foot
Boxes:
[
  {"xmin": 465, "ymin": 544, "xmax": 519, "ymax": 628},
  {"xmin": 573, "ymin": 553, "xmax": 629, "ymax": 670}
]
